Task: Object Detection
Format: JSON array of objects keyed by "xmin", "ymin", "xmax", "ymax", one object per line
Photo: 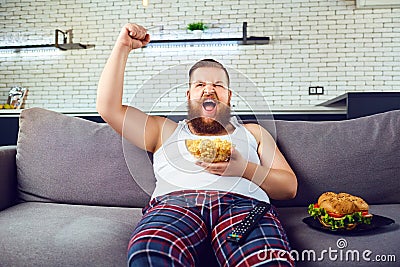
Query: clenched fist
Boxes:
[{"xmin": 116, "ymin": 23, "xmax": 150, "ymax": 50}]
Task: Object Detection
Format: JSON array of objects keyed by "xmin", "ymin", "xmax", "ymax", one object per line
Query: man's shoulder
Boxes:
[
  {"xmin": 242, "ymin": 122, "xmax": 274, "ymax": 143},
  {"xmin": 151, "ymin": 115, "xmax": 178, "ymax": 130},
  {"xmin": 242, "ymin": 122, "xmax": 262, "ymax": 131},
  {"xmin": 150, "ymin": 115, "xmax": 179, "ymax": 152}
]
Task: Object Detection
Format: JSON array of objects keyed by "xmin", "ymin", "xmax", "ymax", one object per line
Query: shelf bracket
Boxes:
[{"xmin": 242, "ymin": 22, "xmax": 247, "ymax": 44}]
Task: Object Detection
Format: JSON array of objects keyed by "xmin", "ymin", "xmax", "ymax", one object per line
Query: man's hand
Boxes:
[
  {"xmin": 196, "ymin": 148, "xmax": 249, "ymax": 177},
  {"xmin": 116, "ymin": 23, "xmax": 150, "ymax": 51}
]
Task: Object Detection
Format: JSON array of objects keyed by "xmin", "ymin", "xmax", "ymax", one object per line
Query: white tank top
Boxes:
[{"xmin": 152, "ymin": 117, "xmax": 270, "ymax": 203}]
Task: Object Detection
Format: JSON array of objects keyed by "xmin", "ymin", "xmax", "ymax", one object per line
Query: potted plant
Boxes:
[{"xmin": 187, "ymin": 22, "xmax": 208, "ymax": 38}]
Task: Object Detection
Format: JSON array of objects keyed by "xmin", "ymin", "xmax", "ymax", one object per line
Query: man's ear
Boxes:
[
  {"xmin": 228, "ymin": 89, "xmax": 232, "ymax": 103},
  {"xmin": 186, "ymin": 90, "xmax": 190, "ymax": 100}
]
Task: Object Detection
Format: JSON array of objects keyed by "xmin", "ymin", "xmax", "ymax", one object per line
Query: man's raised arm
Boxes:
[{"xmin": 96, "ymin": 23, "xmax": 166, "ymax": 153}]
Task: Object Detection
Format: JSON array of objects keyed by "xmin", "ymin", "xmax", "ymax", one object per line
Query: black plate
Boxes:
[{"xmin": 303, "ymin": 215, "xmax": 395, "ymax": 234}]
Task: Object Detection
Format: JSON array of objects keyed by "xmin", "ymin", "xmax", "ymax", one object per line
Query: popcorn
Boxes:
[{"xmin": 185, "ymin": 138, "xmax": 232, "ymax": 163}]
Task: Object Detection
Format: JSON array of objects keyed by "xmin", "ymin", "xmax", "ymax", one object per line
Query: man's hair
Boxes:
[{"xmin": 189, "ymin": 59, "xmax": 230, "ymax": 86}]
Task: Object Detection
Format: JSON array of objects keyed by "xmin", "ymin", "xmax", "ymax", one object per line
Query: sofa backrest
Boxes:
[
  {"xmin": 16, "ymin": 107, "xmax": 399, "ymax": 208},
  {"xmin": 260, "ymin": 109, "xmax": 400, "ymax": 207},
  {"xmin": 17, "ymin": 108, "xmax": 155, "ymax": 208}
]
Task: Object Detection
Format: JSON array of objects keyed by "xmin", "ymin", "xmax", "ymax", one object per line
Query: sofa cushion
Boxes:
[
  {"xmin": 0, "ymin": 202, "xmax": 142, "ymax": 266},
  {"xmin": 261, "ymin": 110, "xmax": 400, "ymax": 207},
  {"xmin": 16, "ymin": 107, "xmax": 155, "ymax": 207}
]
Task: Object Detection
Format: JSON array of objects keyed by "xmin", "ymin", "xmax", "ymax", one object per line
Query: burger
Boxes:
[
  {"xmin": 308, "ymin": 192, "xmax": 373, "ymax": 230},
  {"xmin": 185, "ymin": 138, "xmax": 232, "ymax": 163}
]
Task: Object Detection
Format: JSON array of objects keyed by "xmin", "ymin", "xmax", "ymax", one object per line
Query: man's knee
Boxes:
[
  {"xmin": 128, "ymin": 229, "xmax": 195, "ymax": 266},
  {"xmin": 127, "ymin": 204, "xmax": 207, "ymax": 266}
]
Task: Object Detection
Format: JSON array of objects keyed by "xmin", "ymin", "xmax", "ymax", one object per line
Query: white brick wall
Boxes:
[{"xmin": 0, "ymin": 0, "xmax": 399, "ymax": 110}]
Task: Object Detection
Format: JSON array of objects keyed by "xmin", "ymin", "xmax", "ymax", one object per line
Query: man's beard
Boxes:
[{"xmin": 187, "ymin": 100, "xmax": 231, "ymax": 135}]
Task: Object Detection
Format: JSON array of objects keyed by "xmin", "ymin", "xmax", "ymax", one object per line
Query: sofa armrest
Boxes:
[{"xmin": 0, "ymin": 146, "xmax": 18, "ymax": 211}]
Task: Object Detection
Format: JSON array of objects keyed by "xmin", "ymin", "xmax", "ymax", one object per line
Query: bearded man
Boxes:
[{"xmin": 97, "ymin": 23, "xmax": 297, "ymax": 267}]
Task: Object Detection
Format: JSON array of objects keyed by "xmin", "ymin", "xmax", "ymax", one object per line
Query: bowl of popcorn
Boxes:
[{"xmin": 185, "ymin": 138, "xmax": 232, "ymax": 163}]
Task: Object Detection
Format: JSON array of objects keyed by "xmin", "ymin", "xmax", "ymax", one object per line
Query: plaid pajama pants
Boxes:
[{"xmin": 128, "ymin": 190, "xmax": 294, "ymax": 267}]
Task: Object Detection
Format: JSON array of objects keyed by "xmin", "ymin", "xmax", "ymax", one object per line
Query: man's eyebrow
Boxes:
[{"xmin": 190, "ymin": 80, "xmax": 227, "ymax": 84}]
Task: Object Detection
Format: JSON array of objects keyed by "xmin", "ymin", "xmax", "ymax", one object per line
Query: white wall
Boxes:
[{"xmin": 0, "ymin": 0, "xmax": 399, "ymax": 111}]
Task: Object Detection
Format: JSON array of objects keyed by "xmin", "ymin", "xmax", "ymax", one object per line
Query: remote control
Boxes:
[{"xmin": 226, "ymin": 202, "xmax": 271, "ymax": 245}]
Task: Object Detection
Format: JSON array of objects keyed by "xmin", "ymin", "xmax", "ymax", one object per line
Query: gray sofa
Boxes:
[{"xmin": 0, "ymin": 107, "xmax": 399, "ymax": 267}]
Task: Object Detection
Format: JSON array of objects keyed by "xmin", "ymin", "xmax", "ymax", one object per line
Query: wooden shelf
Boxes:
[
  {"xmin": 145, "ymin": 36, "xmax": 270, "ymax": 47},
  {"xmin": 145, "ymin": 22, "xmax": 269, "ymax": 48},
  {"xmin": 0, "ymin": 43, "xmax": 94, "ymax": 52},
  {"xmin": 0, "ymin": 29, "xmax": 94, "ymax": 52}
]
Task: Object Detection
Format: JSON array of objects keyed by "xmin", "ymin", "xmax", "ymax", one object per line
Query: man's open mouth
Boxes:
[{"xmin": 202, "ymin": 99, "xmax": 217, "ymax": 111}]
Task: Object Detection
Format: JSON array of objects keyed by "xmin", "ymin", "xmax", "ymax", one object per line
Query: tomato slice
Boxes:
[
  {"xmin": 362, "ymin": 211, "xmax": 372, "ymax": 217},
  {"xmin": 314, "ymin": 203, "xmax": 319, "ymax": 208},
  {"xmin": 327, "ymin": 211, "xmax": 345, "ymax": 218}
]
